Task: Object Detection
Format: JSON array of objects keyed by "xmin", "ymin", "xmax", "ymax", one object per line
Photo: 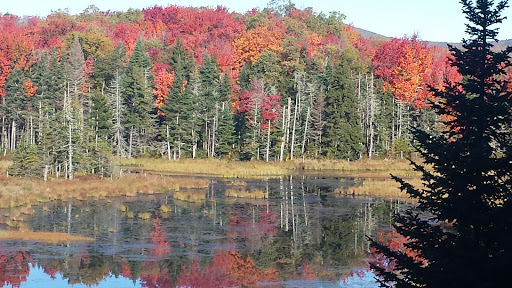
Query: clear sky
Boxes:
[{"xmin": 3, "ymin": 0, "xmax": 512, "ymax": 43}]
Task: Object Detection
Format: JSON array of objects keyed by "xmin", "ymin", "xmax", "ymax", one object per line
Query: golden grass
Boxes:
[
  {"xmin": 0, "ymin": 174, "xmax": 210, "ymax": 209},
  {"xmin": 0, "ymin": 230, "xmax": 94, "ymax": 243},
  {"xmin": 137, "ymin": 212, "xmax": 151, "ymax": 220},
  {"xmin": 299, "ymin": 159, "xmax": 420, "ymax": 178},
  {"xmin": 161, "ymin": 205, "xmax": 171, "ymax": 213},
  {"xmin": 119, "ymin": 158, "xmax": 295, "ymax": 178},
  {"xmin": 118, "ymin": 158, "xmax": 419, "ymax": 179},
  {"xmin": 173, "ymin": 190, "xmax": 207, "ymax": 203},
  {"xmin": 335, "ymin": 178, "xmax": 423, "ymax": 201},
  {"xmin": 0, "ymin": 174, "xmax": 211, "ymax": 228},
  {"xmin": 225, "ymin": 187, "xmax": 267, "ymax": 199},
  {"xmin": 0, "ymin": 160, "xmax": 11, "ymax": 174}
]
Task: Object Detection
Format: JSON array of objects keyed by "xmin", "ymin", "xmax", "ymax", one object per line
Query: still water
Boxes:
[{"xmin": 0, "ymin": 175, "xmax": 405, "ymax": 288}]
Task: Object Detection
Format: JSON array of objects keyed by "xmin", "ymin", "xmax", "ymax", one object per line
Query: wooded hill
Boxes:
[{"xmin": 0, "ymin": 3, "xmax": 464, "ymax": 179}]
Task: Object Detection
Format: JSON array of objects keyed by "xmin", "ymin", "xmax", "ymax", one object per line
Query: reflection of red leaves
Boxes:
[
  {"xmin": 301, "ymin": 259, "xmax": 316, "ymax": 280},
  {"xmin": 149, "ymin": 218, "xmax": 171, "ymax": 257},
  {"xmin": 368, "ymin": 230, "xmax": 426, "ymax": 274},
  {"xmin": 42, "ymin": 260, "xmax": 60, "ymax": 280},
  {"xmin": 140, "ymin": 262, "xmax": 172, "ymax": 288},
  {"xmin": 178, "ymin": 250, "xmax": 277, "ymax": 288},
  {"xmin": 0, "ymin": 251, "xmax": 33, "ymax": 288},
  {"xmin": 121, "ymin": 264, "xmax": 132, "ymax": 279}
]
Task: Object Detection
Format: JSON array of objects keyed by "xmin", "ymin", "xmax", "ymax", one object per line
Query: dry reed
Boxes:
[
  {"xmin": 225, "ymin": 187, "xmax": 267, "ymax": 199},
  {"xmin": 0, "ymin": 230, "xmax": 94, "ymax": 242},
  {"xmin": 118, "ymin": 158, "xmax": 419, "ymax": 179},
  {"xmin": 173, "ymin": 190, "xmax": 207, "ymax": 203},
  {"xmin": 335, "ymin": 177, "xmax": 423, "ymax": 201}
]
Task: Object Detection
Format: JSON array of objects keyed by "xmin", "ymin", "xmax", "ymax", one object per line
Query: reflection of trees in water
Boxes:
[
  {"xmin": 8, "ymin": 176, "xmax": 405, "ymax": 286},
  {"xmin": 0, "ymin": 250, "xmax": 32, "ymax": 288}
]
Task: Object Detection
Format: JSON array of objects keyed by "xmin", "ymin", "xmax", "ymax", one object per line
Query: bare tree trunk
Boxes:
[
  {"xmin": 30, "ymin": 115, "xmax": 34, "ymax": 145},
  {"xmin": 279, "ymin": 105, "xmax": 287, "ymax": 162},
  {"xmin": 166, "ymin": 125, "xmax": 171, "ymax": 161},
  {"xmin": 290, "ymin": 96, "xmax": 298, "ymax": 160},
  {"xmin": 1, "ymin": 116, "xmax": 6, "ymax": 154},
  {"xmin": 38, "ymin": 101, "xmax": 42, "ymax": 145},
  {"xmin": 368, "ymin": 73, "xmax": 375, "ymax": 158},
  {"xmin": 68, "ymin": 123, "xmax": 73, "ymax": 180},
  {"xmin": 11, "ymin": 120, "xmax": 16, "ymax": 151},
  {"xmin": 178, "ymin": 136, "xmax": 182, "ymax": 159},
  {"xmin": 301, "ymin": 107, "xmax": 310, "ymax": 157},
  {"xmin": 212, "ymin": 104, "xmax": 218, "ymax": 158},
  {"xmin": 205, "ymin": 117, "xmax": 209, "ymax": 156},
  {"xmin": 128, "ymin": 126, "xmax": 133, "ymax": 159},
  {"xmin": 192, "ymin": 127, "xmax": 197, "ymax": 159},
  {"xmin": 266, "ymin": 119, "xmax": 271, "ymax": 162}
]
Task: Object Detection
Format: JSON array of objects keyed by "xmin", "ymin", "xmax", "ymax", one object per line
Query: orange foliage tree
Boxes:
[
  {"xmin": 152, "ymin": 63, "xmax": 175, "ymax": 115},
  {"xmin": 234, "ymin": 24, "xmax": 284, "ymax": 68},
  {"xmin": 373, "ymin": 36, "xmax": 434, "ymax": 108}
]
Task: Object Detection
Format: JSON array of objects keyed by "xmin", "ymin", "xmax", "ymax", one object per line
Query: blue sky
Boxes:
[{"xmin": 2, "ymin": 0, "xmax": 512, "ymax": 43}]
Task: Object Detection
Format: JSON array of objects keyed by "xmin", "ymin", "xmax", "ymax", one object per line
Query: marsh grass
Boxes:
[
  {"xmin": 225, "ymin": 187, "xmax": 267, "ymax": 199},
  {"xmin": 0, "ymin": 174, "xmax": 210, "ymax": 228},
  {"xmin": 173, "ymin": 190, "xmax": 207, "ymax": 203},
  {"xmin": 119, "ymin": 158, "xmax": 419, "ymax": 178},
  {"xmin": 0, "ymin": 230, "xmax": 94, "ymax": 242},
  {"xmin": 119, "ymin": 158, "xmax": 295, "ymax": 177},
  {"xmin": 335, "ymin": 177, "xmax": 423, "ymax": 201},
  {"xmin": 0, "ymin": 160, "xmax": 11, "ymax": 174}
]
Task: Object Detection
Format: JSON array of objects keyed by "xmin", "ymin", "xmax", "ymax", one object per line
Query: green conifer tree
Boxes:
[
  {"xmin": 215, "ymin": 73, "xmax": 236, "ymax": 158},
  {"xmin": 323, "ymin": 53, "xmax": 363, "ymax": 160},
  {"xmin": 122, "ymin": 38, "xmax": 155, "ymax": 158},
  {"xmin": 371, "ymin": 1, "xmax": 512, "ymax": 287}
]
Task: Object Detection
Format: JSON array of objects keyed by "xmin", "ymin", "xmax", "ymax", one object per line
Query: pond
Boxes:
[{"xmin": 0, "ymin": 175, "xmax": 406, "ymax": 288}]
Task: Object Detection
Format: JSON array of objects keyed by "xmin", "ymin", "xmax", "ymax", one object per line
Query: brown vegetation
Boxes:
[
  {"xmin": 225, "ymin": 187, "xmax": 267, "ymax": 199},
  {"xmin": 335, "ymin": 177, "xmax": 423, "ymax": 201},
  {"xmin": 0, "ymin": 230, "xmax": 94, "ymax": 243},
  {"xmin": 119, "ymin": 158, "xmax": 419, "ymax": 178},
  {"xmin": 173, "ymin": 190, "xmax": 207, "ymax": 203}
]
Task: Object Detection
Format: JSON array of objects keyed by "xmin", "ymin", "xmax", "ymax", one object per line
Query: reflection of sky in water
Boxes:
[
  {"xmin": 258, "ymin": 270, "xmax": 377, "ymax": 287},
  {"xmin": 17, "ymin": 265, "xmax": 376, "ymax": 288},
  {"xmin": 340, "ymin": 271, "xmax": 378, "ymax": 287},
  {"xmin": 19, "ymin": 264, "xmax": 142, "ymax": 288}
]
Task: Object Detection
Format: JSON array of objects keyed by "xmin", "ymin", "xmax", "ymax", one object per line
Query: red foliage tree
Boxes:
[
  {"xmin": 152, "ymin": 63, "xmax": 175, "ymax": 115},
  {"xmin": 373, "ymin": 36, "xmax": 434, "ymax": 108}
]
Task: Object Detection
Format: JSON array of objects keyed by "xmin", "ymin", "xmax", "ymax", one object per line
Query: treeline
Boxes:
[{"xmin": 0, "ymin": 2, "xmax": 459, "ymax": 179}]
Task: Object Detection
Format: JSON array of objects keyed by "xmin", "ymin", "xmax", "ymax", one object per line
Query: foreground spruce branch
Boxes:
[{"xmin": 370, "ymin": 1, "xmax": 512, "ymax": 287}]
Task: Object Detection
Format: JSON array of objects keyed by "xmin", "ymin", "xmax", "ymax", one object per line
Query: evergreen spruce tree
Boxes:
[
  {"xmin": 90, "ymin": 89, "xmax": 113, "ymax": 140},
  {"xmin": 371, "ymin": 1, "xmax": 512, "ymax": 287},
  {"xmin": 323, "ymin": 53, "xmax": 363, "ymax": 160},
  {"xmin": 216, "ymin": 72, "xmax": 236, "ymax": 157},
  {"xmin": 161, "ymin": 38, "xmax": 196, "ymax": 159},
  {"xmin": 122, "ymin": 38, "xmax": 155, "ymax": 157},
  {"xmin": 198, "ymin": 53, "xmax": 220, "ymax": 156}
]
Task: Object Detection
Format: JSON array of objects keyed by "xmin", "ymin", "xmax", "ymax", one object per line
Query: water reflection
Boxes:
[{"xmin": 1, "ymin": 175, "xmax": 406, "ymax": 288}]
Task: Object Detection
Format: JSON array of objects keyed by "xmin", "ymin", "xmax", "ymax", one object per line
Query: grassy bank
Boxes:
[
  {"xmin": 0, "ymin": 173, "xmax": 210, "ymax": 210},
  {"xmin": 335, "ymin": 177, "xmax": 423, "ymax": 201},
  {"xmin": 119, "ymin": 158, "xmax": 419, "ymax": 178},
  {"xmin": 0, "ymin": 230, "xmax": 94, "ymax": 243}
]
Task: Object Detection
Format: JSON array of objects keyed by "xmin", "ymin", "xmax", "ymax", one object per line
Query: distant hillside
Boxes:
[
  {"xmin": 354, "ymin": 27, "xmax": 512, "ymax": 51},
  {"xmin": 354, "ymin": 27, "xmax": 389, "ymax": 41}
]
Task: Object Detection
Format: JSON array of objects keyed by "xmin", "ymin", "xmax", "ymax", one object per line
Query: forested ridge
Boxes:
[{"xmin": 0, "ymin": 2, "xmax": 462, "ymax": 179}]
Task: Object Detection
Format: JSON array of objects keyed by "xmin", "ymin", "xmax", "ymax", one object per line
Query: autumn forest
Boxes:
[{"xmin": 0, "ymin": 2, "xmax": 461, "ymax": 179}]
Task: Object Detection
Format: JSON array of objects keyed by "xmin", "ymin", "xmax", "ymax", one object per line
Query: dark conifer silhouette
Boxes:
[{"xmin": 370, "ymin": 1, "xmax": 512, "ymax": 287}]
